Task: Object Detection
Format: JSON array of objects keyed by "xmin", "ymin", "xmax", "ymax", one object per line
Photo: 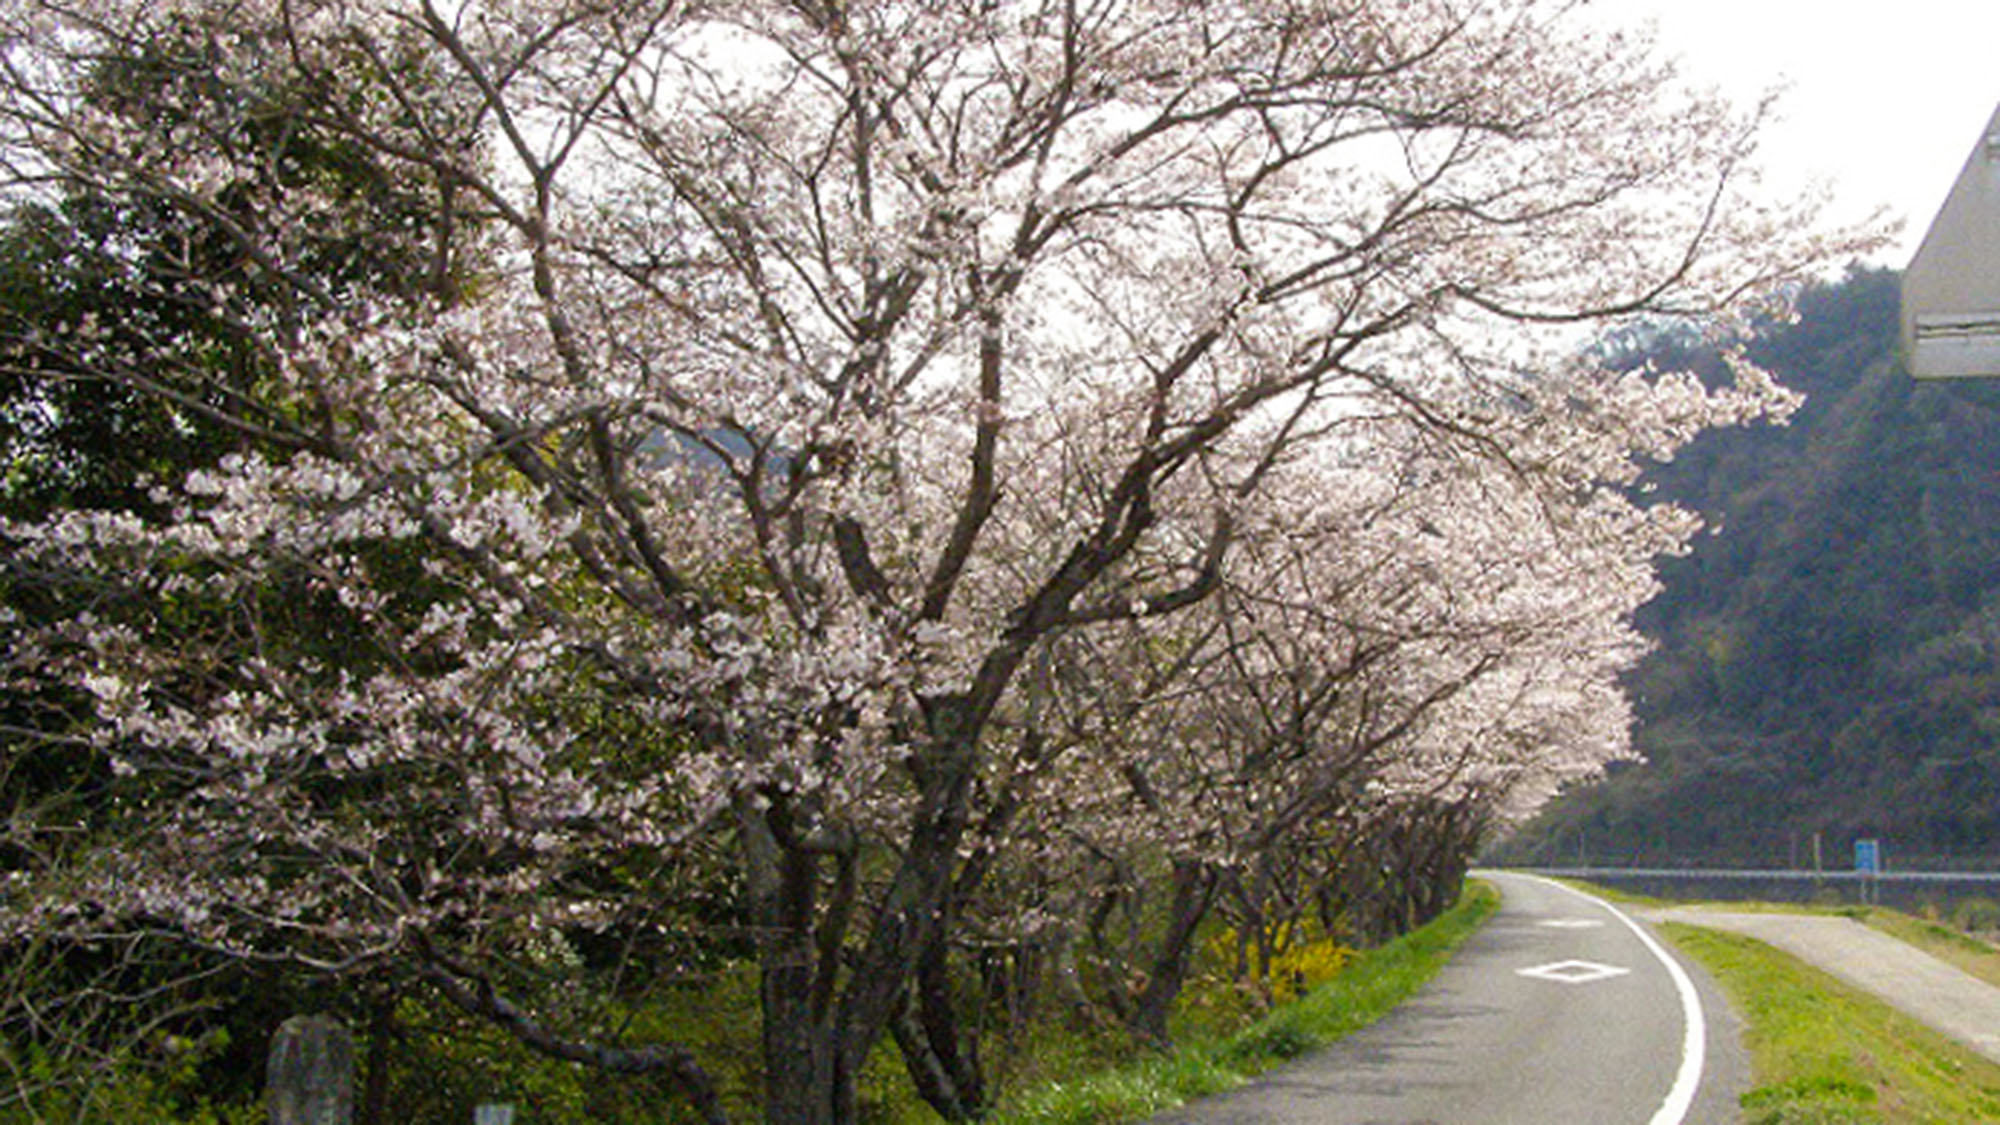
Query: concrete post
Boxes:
[{"xmin": 267, "ymin": 1014, "xmax": 356, "ymax": 1125}]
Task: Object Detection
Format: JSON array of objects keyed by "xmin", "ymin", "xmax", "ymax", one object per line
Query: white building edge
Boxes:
[{"xmin": 1903, "ymin": 103, "xmax": 2000, "ymax": 379}]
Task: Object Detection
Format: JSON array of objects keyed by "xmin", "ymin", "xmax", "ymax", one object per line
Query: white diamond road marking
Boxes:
[
  {"xmin": 1517, "ymin": 959, "xmax": 1632, "ymax": 985},
  {"xmin": 1505, "ymin": 875, "xmax": 1706, "ymax": 1125},
  {"xmin": 1538, "ymin": 919, "xmax": 1606, "ymax": 929}
]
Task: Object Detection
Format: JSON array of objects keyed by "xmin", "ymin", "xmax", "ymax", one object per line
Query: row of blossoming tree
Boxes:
[{"xmin": 0, "ymin": 0, "xmax": 1875, "ymax": 1119}]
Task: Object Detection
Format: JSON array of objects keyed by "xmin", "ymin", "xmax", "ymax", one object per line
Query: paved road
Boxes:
[
  {"xmin": 1150, "ymin": 872, "xmax": 1746, "ymax": 1125},
  {"xmin": 1646, "ymin": 906, "xmax": 2000, "ymax": 1063}
]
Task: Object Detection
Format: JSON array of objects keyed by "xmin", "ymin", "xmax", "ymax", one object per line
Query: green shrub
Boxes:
[
  {"xmin": 1952, "ymin": 896, "xmax": 2000, "ymax": 933},
  {"xmin": 1224, "ymin": 1018, "xmax": 1314, "ymax": 1064},
  {"xmin": 0, "ymin": 1032, "xmax": 265, "ymax": 1125}
]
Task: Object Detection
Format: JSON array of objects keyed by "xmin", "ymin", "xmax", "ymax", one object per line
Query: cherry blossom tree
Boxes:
[
  {"xmin": 0, "ymin": 0, "xmax": 1878, "ymax": 1119},
  {"xmin": 946, "ymin": 385, "xmax": 1756, "ymax": 1047}
]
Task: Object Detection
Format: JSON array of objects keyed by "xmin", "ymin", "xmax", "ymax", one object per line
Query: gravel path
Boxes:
[{"xmin": 1643, "ymin": 907, "xmax": 2000, "ymax": 1063}]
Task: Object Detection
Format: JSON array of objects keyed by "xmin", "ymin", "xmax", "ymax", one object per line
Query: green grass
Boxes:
[
  {"xmin": 992, "ymin": 882, "xmax": 1500, "ymax": 1125},
  {"xmin": 1661, "ymin": 923, "xmax": 2000, "ymax": 1123}
]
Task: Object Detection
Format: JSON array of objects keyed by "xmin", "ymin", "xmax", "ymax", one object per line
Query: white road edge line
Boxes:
[{"xmin": 1519, "ymin": 874, "xmax": 1706, "ymax": 1125}]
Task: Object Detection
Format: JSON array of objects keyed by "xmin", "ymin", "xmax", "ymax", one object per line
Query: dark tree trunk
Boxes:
[
  {"xmin": 1128, "ymin": 860, "xmax": 1218, "ymax": 1046},
  {"xmin": 831, "ymin": 711, "xmax": 981, "ymax": 1098},
  {"xmin": 744, "ymin": 795, "xmax": 855, "ymax": 1125},
  {"xmin": 359, "ymin": 988, "xmax": 396, "ymax": 1125},
  {"xmin": 762, "ymin": 991, "xmax": 846, "ymax": 1125},
  {"xmin": 916, "ymin": 924, "xmax": 987, "ymax": 1119},
  {"xmin": 891, "ymin": 987, "xmax": 978, "ymax": 1122},
  {"xmin": 752, "ymin": 698, "xmax": 994, "ymax": 1125}
]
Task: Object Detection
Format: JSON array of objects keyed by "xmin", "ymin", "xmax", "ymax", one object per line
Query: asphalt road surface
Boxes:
[{"xmin": 1149, "ymin": 872, "xmax": 1747, "ymax": 1125}]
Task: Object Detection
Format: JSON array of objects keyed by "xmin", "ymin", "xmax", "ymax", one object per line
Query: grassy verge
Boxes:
[
  {"xmin": 1661, "ymin": 923, "xmax": 2000, "ymax": 1123},
  {"xmin": 992, "ymin": 881, "xmax": 1500, "ymax": 1125}
]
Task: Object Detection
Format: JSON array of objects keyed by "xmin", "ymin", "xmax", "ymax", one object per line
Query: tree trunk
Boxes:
[
  {"xmin": 914, "ymin": 925, "xmax": 987, "ymax": 1120},
  {"xmin": 753, "ymin": 699, "xmax": 993, "ymax": 1125},
  {"xmin": 761, "ymin": 991, "xmax": 846, "ymax": 1125},
  {"xmin": 359, "ymin": 989, "xmax": 396, "ymax": 1125},
  {"xmin": 743, "ymin": 795, "xmax": 854, "ymax": 1125},
  {"xmin": 1128, "ymin": 860, "xmax": 1217, "ymax": 1047},
  {"xmin": 891, "ymin": 985, "xmax": 977, "ymax": 1123},
  {"xmin": 830, "ymin": 697, "xmax": 986, "ymax": 1098}
]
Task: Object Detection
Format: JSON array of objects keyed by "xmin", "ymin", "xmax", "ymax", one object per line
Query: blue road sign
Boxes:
[{"xmin": 1855, "ymin": 838, "xmax": 1881, "ymax": 874}]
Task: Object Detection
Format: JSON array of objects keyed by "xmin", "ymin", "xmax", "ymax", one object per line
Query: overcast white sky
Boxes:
[{"xmin": 1588, "ymin": 0, "xmax": 2000, "ymax": 266}]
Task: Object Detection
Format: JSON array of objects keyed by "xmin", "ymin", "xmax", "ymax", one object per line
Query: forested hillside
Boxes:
[{"xmin": 1499, "ymin": 268, "xmax": 2000, "ymax": 869}]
